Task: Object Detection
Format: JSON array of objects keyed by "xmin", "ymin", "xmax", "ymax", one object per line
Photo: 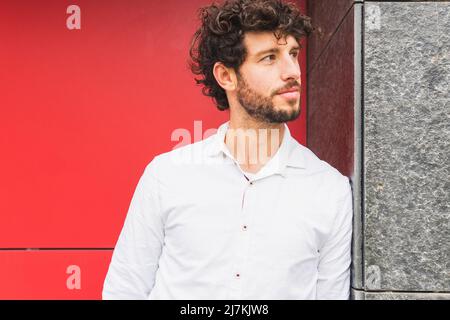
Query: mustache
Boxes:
[{"xmin": 273, "ymin": 81, "xmax": 301, "ymax": 95}]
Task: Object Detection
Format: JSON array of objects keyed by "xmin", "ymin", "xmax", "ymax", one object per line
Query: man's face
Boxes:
[{"xmin": 235, "ymin": 31, "xmax": 302, "ymax": 123}]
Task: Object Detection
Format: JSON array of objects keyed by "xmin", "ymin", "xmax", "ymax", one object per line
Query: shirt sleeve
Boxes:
[
  {"xmin": 316, "ymin": 176, "xmax": 353, "ymax": 300},
  {"xmin": 102, "ymin": 161, "xmax": 164, "ymax": 299}
]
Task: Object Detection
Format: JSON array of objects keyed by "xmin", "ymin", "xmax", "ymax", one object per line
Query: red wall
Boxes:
[{"xmin": 0, "ymin": 0, "xmax": 307, "ymax": 299}]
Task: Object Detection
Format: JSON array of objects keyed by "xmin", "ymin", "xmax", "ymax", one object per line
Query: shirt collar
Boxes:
[{"xmin": 206, "ymin": 121, "xmax": 306, "ymax": 178}]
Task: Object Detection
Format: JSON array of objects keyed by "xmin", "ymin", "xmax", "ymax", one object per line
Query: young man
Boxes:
[{"xmin": 103, "ymin": 0, "xmax": 353, "ymax": 300}]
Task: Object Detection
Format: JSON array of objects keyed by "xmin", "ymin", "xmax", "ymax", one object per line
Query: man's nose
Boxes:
[{"xmin": 280, "ymin": 55, "xmax": 301, "ymax": 82}]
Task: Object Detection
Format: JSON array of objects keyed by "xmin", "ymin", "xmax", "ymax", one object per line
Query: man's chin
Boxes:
[
  {"xmin": 265, "ymin": 109, "xmax": 301, "ymax": 124},
  {"xmin": 274, "ymin": 104, "xmax": 301, "ymax": 120},
  {"xmin": 241, "ymin": 101, "xmax": 301, "ymax": 123}
]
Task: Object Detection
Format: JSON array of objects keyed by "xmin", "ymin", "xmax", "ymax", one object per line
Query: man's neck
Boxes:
[{"xmin": 224, "ymin": 115, "xmax": 285, "ymax": 174}]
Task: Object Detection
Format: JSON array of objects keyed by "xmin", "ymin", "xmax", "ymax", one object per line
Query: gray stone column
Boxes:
[{"xmin": 307, "ymin": 0, "xmax": 449, "ymax": 299}]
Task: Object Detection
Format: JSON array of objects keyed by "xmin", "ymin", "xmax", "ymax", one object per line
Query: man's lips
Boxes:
[
  {"xmin": 276, "ymin": 87, "xmax": 300, "ymax": 100},
  {"xmin": 276, "ymin": 87, "xmax": 300, "ymax": 94}
]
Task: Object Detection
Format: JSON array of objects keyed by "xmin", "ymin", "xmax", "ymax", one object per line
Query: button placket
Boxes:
[{"xmin": 231, "ymin": 176, "xmax": 255, "ymax": 298}]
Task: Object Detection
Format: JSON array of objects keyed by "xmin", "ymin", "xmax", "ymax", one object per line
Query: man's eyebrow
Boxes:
[{"xmin": 254, "ymin": 45, "xmax": 302, "ymax": 58}]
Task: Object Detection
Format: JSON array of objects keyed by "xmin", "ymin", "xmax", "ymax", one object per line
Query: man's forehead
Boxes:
[{"xmin": 243, "ymin": 31, "xmax": 299, "ymax": 55}]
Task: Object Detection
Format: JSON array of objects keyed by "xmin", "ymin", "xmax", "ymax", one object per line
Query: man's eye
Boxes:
[
  {"xmin": 291, "ymin": 51, "xmax": 299, "ymax": 58},
  {"xmin": 261, "ymin": 55, "xmax": 276, "ymax": 62}
]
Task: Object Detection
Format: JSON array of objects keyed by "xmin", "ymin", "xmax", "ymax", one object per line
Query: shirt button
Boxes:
[
  {"xmin": 242, "ymin": 225, "xmax": 248, "ymax": 231},
  {"xmin": 235, "ymin": 273, "xmax": 240, "ymax": 278}
]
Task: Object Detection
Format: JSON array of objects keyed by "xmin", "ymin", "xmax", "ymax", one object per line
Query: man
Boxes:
[{"xmin": 103, "ymin": 0, "xmax": 353, "ymax": 300}]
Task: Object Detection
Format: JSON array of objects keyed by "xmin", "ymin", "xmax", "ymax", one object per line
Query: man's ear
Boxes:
[{"xmin": 213, "ymin": 62, "xmax": 237, "ymax": 91}]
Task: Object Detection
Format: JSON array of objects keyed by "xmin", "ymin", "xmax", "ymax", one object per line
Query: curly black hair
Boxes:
[{"xmin": 189, "ymin": 0, "xmax": 313, "ymax": 111}]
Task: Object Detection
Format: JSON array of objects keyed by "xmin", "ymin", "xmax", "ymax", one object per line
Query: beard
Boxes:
[{"xmin": 236, "ymin": 73, "xmax": 301, "ymax": 124}]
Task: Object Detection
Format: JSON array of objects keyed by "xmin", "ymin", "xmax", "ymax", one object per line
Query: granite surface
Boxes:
[
  {"xmin": 363, "ymin": 2, "xmax": 449, "ymax": 291},
  {"xmin": 364, "ymin": 291, "xmax": 450, "ymax": 300},
  {"xmin": 352, "ymin": 288, "xmax": 450, "ymax": 300}
]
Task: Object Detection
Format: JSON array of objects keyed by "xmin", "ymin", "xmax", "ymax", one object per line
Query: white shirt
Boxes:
[{"xmin": 102, "ymin": 121, "xmax": 353, "ymax": 300}]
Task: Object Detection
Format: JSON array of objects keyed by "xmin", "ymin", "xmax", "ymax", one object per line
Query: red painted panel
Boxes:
[
  {"xmin": 0, "ymin": 250, "xmax": 112, "ymax": 299},
  {"xmin": 0, "ymin": 0, "xmax": 307, "ymax": 248}
]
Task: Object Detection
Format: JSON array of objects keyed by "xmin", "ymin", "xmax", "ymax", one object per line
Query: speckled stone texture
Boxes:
[
  {"xmin": 364, "ymin": 292, "xmax": 450, "ymax": 300},
  {"xmin": 352, "ymin": 288, "xmax": 450, "ymax": 300},
  {"xmin": 364, "ymin": 2, "xmax": 449, "ymax": 292}
]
